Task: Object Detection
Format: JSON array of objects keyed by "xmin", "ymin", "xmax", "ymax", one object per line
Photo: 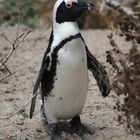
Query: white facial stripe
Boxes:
[
  {"xmin": 51, "ymin": 22, "xmax": 79, "ymax": 52},
  {"xmin": 51, "ymin": 0, "xmax": 80, "ymax": 52}
]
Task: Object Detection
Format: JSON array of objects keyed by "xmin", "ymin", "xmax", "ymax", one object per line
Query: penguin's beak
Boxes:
[{"xmin": 78, "ymin": 1, "xmax": 96, "ymax": 10}]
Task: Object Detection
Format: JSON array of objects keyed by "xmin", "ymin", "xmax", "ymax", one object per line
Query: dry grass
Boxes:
[{"xmin": 106, "ymin": 5, "xmax": 140, "ymax": 135}]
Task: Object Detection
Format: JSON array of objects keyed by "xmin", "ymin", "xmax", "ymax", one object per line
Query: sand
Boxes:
[{"xmin": 0, "ymin": 25, "xmax": 139, "ymax": 140}]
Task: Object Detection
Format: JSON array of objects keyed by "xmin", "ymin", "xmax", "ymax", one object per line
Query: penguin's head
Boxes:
[{"xmin": 53, "ymin": 0, "xmax": 95, "ymax": 24}]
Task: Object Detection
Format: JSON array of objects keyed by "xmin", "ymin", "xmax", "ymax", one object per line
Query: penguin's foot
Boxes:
[
  {"xmin": 69, "ymin": 115, "xmax": 96, "ymax": 137},
  {"xmin": 49, "ymin": 133, "xmax": 64, "ymax": 140},
  {"xmin": 48, "ymin": 123, "xmax": 65, "ymax": 140}
]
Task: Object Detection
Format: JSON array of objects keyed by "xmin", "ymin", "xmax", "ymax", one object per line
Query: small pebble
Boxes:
[
  {"xmin": 16, "ymin": 120, "xmax": 24, "ymax": 125},
  {"xmin": 36, "ymin": 128, "xmax": 42, "ymax": 133},
  {"xmin": 0, "ymin": 138, "xmax": 5, "ymax": 140},
  {"xmin": 20, "ymin": 135, "xmax": 28, "ymax": 140}
]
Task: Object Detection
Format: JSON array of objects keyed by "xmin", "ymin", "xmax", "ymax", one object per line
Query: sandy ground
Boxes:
[{"xmin": 0, "ymin": 25, "xmax": 139, "ymax": 140}]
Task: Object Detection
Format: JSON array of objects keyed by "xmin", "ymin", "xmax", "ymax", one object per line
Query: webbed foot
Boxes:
[
  {"xmin": 69, "ymin": 115, "xmax": 96, "ymax": 137},
  {"xmin": 48, "ymin": 124, "xmax": 65, "ymax": 140}
]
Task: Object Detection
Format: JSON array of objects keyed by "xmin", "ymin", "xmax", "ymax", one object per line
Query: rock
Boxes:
[
  {"xmin": 36, "ymin": 128, "xmax": 42, "ymax": 133},
  {"xmin": 20, "ymin": 135, "xmax": 28, "ymax": 140},
  {"xmin": 16, "ymin": 119, "xmax": 24, "ymax": 125},
  {"xmin": 0, "ymin": 137, "xmax": 5, "ymax": 140}
]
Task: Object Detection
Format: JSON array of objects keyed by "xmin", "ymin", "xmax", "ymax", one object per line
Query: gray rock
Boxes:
[
  {"xmin": 0, "ymin": 138, "xmax": 5, "ymax": 140},
  {"xmin": 20, "ymin": 135, "xmax": 28, "ymax": 140}
]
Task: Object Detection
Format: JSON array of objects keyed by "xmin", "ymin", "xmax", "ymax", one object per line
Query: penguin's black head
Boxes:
[{"xmin": 54, "ymin": 0, "xmax": 95, "ymax": 24}]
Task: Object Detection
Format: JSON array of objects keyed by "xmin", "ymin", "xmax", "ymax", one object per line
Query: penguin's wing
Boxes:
[
  {"xmin": 29, "ymin": 54, "xmax": 50, "ymax": 118},
  {"xmin": 86, "ymin": 47, "xmax": 111, "ymax": 97},
  {"xmin": 30, "ymin": 31, "xmax": 53, "ymax": 119}
]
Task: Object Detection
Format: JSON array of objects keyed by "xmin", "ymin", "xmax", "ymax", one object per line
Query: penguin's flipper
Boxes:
[
  {"xmin": 30, "ymin": 90, "xmax": 37, "ymax": 119},
  {"xmin": 30, "ymin": 31, "xmax": 53, "ymax": 119},
  {"xmin": 86, "ymin": 47, "xmax": 110, "ymax": 97},
  {"xmin": 30, "ymin": 63, "xmax": 47, "ymax": 119}
]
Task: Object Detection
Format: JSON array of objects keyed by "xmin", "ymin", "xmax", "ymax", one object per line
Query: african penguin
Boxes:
[{"xmin": 30, "ymin": 0, "xmax": 110, "ymax": 139}]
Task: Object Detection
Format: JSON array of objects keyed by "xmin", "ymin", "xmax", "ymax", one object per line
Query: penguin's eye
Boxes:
[{"xmin": 66, "ymin": 3, "xmax": 72, "ymax": 8}]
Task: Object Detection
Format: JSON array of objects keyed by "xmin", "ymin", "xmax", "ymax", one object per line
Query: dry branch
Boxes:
[
  {"xmin": 99, "ymin": 0, "xmax": 134, "ymax": 16},
  {"xmin": 0, "ymin": 92, "xmax": 38, "ymax": 119},
  {"xmin": 0, "ymin": 7, "xmax": 31, "ymax": 82},
  {"xmin": 0, "ymin": 30, "xmax": 31, "ymax": 82},
  {"xmin": 0, "ymin": 30, "xmax": 31, "ymax": 68},
  {"xmin": 0, "ymin": 8, "xmax": 33, "ymax": 120},
  {"xmin": 106, "ymin": 0, "xmax": 140, "ymax": 135},
  {"xmin": 124, "ymin": 31, "xmax": 140, "ymax": 38}
]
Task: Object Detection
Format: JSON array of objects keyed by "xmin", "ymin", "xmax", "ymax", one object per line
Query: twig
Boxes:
[
  {"xmin": 0, "ymin": 7, "xmax": 31, "ymax": 82},
  {"xmin": 16, "ymin": 8, "xmax": 22, "ymax": 38},
  {"xmin": 124, "ymin": 31, "xmax": 140, "ymax": 38},
  {"xmin": 0, "ymin": 33, "xmax": 13, "ymax": 45},
  {"xmin": 0, "ymin": 30, "xmax": 31, "ymax": 69},
  {"xmin": 0, "ymin": 71, "xmax": 16, "ymax": 82},
  {"xmin": 99, "ymin": 0, "xmax": 134, "ymax": 17},
  {"xmin": 0, "ymin": 60, "xmax": 12, "ymax": 74},
  {"xmin": 0, "ymin": 59, "xmax": 13, "ymax": 82},
  {"xmin": 0, "ymin": 92, "xmax": 38, "ymax": 119},
  {"xmin": 0, "ymin": 8, "xmax": 33, "ymax": 119}
]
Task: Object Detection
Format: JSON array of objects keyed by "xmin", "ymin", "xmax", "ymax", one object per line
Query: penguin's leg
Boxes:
[
  {"xmin": 41, "ymin": 104, "xmax": 47, "ymax": 120},
  {"xmin": 69, "ymin": 115, "xmax": 96, "ymax": 137},
  {"xmin": 41, "ymin": 105, "xmax": 65, "ymax": 140},
  {"xmin": 48, "ymin": 123, "xmax": 65, "ymax": 140}
]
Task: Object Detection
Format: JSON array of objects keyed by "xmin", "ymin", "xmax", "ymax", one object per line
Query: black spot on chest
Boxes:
[{"xmin": 57, "ymin": 59, "xmax": 61, "ymax": 65}]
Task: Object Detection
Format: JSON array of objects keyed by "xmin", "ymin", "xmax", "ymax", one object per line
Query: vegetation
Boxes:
[
  {"xmin": 127, "ymin": 0, "xmax": 139, "ymax": 9},
  {"xmin": 0, "ymin": 0, "xmax": 53, "ymax": 27},
  {"xmin": 106, "ymin": 3, "xmax": 140, "ymax": 135},
  {"xmin": 0, "ymin": 0, "xmax": 127, "ymax": 29}
]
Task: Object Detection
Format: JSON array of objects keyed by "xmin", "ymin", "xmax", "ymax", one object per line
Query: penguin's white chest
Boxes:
[{"xmin": 44, "ymin": 38, "xmax": 88, "ymax": 124}]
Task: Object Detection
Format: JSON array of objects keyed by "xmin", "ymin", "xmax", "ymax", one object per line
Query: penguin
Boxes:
[{"xmin": 30, "ymin": 0, "xmax": 110, "ymax": 139}]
